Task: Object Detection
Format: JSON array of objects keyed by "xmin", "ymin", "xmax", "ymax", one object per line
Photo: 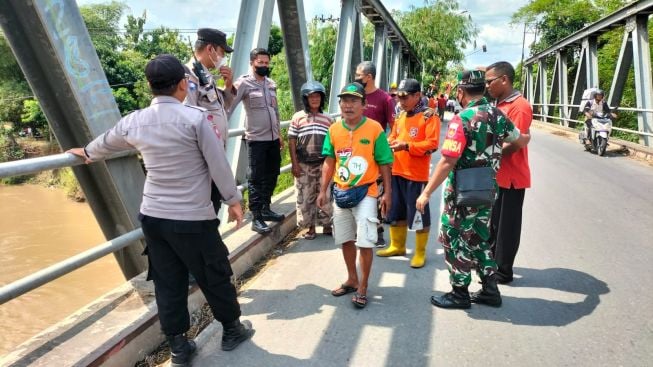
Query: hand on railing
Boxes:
[
  {"xmin": 227, "ymin": 203, "xmax": 244, "ymax": 229},
  {"xmin": 66, "ymin": 148, "xmax": 93, "ymax": 164}
]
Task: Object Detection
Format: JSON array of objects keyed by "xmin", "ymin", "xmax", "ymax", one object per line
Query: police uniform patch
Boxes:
[{"xmin": 189, "ymin": 81, "xmax": 197, "ymax": 91}]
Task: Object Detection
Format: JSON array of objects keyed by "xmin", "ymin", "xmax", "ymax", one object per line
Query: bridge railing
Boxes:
[
  {"xmin": 531, "ymin": 103, "xmax": 653, "ymax": 139},
  {"xmin": 0, "ymin": 114, "xmax": 338, "ymax": 305}
]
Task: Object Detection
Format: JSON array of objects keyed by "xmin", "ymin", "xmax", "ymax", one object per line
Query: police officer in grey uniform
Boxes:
[
  {"xmin": 185, "ymin": 28, "xmax": 236, "ymax": 216},
  {"xmin": 68, "ymin": 54, "xmax": 253, "ymax": 366},
  {"xmin": 232, "ymin": 48, "xmax": 285, "ymax": 234}
]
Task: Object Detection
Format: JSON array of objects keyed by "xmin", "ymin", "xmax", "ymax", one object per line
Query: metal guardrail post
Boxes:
[
  {"xmin": 584, "ymin": 36, "xmax": 600, "ymax": 89},
  {"xmin": 631, "ymin": 15, "xmax": 653, "ymax": 147},
  {"xmin": 328, "ymin": 0, "xmax": 358, "ymax": 114},
  {"xmin": 389, "ymin": 41, "xmax": 401, "ymax": 87},
  {"xmin": 557, "ymin": 51, "xmax": 570, "ymax": 124},
  {"xmin": 278, "ymin": 0, "xmax": 313, "ymax": 112},
  {"xmin": 608, "ymin": 31, "xmax": 632, "ymax": 111},
  {"xmin": 0, "ymin": 0, "xmax": 147, "ymax": 278},
  {"xmin": 372, "ymin": 24, "xmax": 388, "ymax": 91}
]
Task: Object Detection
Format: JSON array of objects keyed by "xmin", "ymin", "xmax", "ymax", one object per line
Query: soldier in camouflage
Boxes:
[{"xmin": 416, "ymin": 70, "xmax": 529, "ymax": 309}]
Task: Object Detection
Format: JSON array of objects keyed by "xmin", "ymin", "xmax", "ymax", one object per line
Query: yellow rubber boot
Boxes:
[
  {"xmin": 410, "ymin": 231, "xmax": 429, "ymax": 268},
  {"xmin": 376, "ymin": 225, "xmax": 407, "ymax": 257}
]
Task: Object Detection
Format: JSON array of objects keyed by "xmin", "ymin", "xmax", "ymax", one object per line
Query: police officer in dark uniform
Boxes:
[
  {"xmin": 68, "ymin": 54, "xmax": 253, "ymax": 366},
  {"xmin": 185, "ymin": 28, "xmax": 237, "ymax": 217}
]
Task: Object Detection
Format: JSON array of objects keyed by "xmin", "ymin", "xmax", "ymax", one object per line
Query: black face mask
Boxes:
[
  {"xmin": 354, "ymin": 78, "xmax": 367, "ymax": 88},
  {"xmin": 255, "ymin": 66, "xmax": 269, "ymax": 77}
]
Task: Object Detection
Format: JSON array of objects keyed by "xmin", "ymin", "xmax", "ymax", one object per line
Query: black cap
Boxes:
[
  {"xmin": 145, "ymin": 54, "xmax": 186, "ymax": 89},
  {"xmin": 197, "ymin": 28, "xmax": 233, "ymax": 53},
  {"xmin": 457, "ymin": 70, "xmax": 485, "ymax": 86},
  {"xmin": 396, "ymin": 78, "xmax": 421, "ymax": 96},
  {"xmin": 337, "ymin": 82, "xmax": 365, "ymax": 99}
]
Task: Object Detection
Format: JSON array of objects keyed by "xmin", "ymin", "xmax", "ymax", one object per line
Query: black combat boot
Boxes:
[
  {"xmin": 221, "ymin": 319, "xmax": 254, "ymax": 351},
  {"xmin": 260, "ymin": 205, "xmax": 285, "ymax": 222},
  {"xmin": 430, "ymin": 286, "xmax": 471, "ymax": 309},
  {"xmin": 166, "ymin": 334, "xmax": 196, "ymax": 367},
  {"xmin": 470, "ymin": 274, "xmax": 502, "ymax": 307},
  {"xmin": 251, "ymin": 212, "xmax": 272, "ymax": 234}
]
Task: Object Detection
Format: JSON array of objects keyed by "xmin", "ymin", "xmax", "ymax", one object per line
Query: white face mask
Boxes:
[
  {"xmin": 213, "ymin": 55, "xmax": 227, "ymax": 70},
  {"xmin": 210, "ymin": 47, "xmax": 226, "ymax": 69}
]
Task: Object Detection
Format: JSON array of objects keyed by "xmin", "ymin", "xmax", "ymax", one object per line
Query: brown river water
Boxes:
[{"xmin": 0, "ymin": 184, "xmax": 125, "ymax": 357}]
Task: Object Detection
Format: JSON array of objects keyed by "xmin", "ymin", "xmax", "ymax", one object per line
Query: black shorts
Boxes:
[{"xmin": 386, "ymin": 175, "xmax": 431, "ymax": 229}]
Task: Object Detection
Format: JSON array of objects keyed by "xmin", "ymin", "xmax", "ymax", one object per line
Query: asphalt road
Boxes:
[{"xmin": 190, "ymin": 121, "xmax": 653, "ymax": 367}]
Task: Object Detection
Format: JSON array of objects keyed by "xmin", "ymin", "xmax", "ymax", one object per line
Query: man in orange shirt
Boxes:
[
  {"xmin": 317, "ymin": 82, "xmax": 393, "ymax": 308},
  {"xmin": 376, "ymin": 79, "xmax": 441, "ymax": 268},
  {"xmin": 484, "ymin": 61, "xmax": 532, "ymax": 284}
]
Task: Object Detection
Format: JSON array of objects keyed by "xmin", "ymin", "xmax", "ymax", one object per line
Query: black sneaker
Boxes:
[{"xmin": 374, "ymin": 236, "xmax": 386, "ymax": 248}]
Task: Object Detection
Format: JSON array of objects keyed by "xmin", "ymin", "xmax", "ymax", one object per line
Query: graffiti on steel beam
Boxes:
[{"xmin": 41, "ymin": 0, "xmax": 116, "ymax": 121}]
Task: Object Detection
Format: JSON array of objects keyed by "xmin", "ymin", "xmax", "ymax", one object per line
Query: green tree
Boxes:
[
  {"xmin": 394, "ymin": 0, "xmax": 477, "ymax": 81},
  {"xmin": 268, "ymin": 25, "xmax": 284, "ymax": 56},
  {"xmin": 0, "ymin": 81, "xmax": 30, "ymax": 124},
  {"xmin": 308, "ymin": 20, "xmax": 338, "ymax": 95},
  {"xmin": 125, "ymin": 10, "xmax": 147, "ymax": 47},
  {"xmin": 0, "ymin": 35, "xmax": 30, "ymax": 124},
  {"xmin": 135, "ymin": 27, "xmax": 190, "ymax": 60},
  {"xmin": 512, "ymin": 0, "xmax": 627, "ymax": 55},
  {"xmin": 20, "ymin": 99, "xmax": 49, "ymax": 138},
  {"xmin": 112, "ymin": 87, "xmax": 139, "ymax": 114}
]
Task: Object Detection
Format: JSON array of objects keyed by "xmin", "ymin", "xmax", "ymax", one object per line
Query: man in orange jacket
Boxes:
[{"xmin": 377, "ymin": 78, "xmax": 441, "ymax": 268}]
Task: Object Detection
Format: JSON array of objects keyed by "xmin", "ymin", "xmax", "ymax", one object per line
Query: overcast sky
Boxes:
[{"xmin": 76, "ymin": 0, "xmax": 535, "ymax": 71}]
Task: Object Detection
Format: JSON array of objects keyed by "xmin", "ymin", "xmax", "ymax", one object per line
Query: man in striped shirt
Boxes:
[{"xmin": 288, "ymin": 81, "xmax": 334, "ymax": 239}]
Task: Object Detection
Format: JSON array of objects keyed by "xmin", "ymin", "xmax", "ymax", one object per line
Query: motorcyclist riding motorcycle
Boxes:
[{"xmin": 582, "ymin": 89, "xmax": 617, "ymax": 155}]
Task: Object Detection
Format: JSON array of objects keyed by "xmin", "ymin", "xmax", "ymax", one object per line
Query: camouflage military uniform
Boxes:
[
  {"xmin": 438, "ymin": 97, "xmax": 520, "ymax": 287},
  {"xmin": 295, "ymin": 162, "xmax": 333, "ymax": 228}
]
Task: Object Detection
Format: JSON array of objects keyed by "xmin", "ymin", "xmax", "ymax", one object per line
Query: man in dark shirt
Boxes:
[{"xmin": 355, "ymin": 61, "xmax": 396, "ymax": 247}]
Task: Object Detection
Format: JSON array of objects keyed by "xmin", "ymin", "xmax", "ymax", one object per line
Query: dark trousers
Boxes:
[
  {"xmin": 247, "ymin": 140, "xmax": 281, "ymax": 212},
  {"xmin": 140, "ymin": 215, "xmax": 241, "ymax": 336},
  {"xmin": 489, "ymin": 186, "xmax": 526, "ymax": 279}
]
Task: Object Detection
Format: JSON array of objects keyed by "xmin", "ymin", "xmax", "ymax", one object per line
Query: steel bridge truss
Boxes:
[
  {"xmin": 0, "ymin": 0, "xmax": 420, "ymax": 279},
  {"xmin": 523, "ymin": 0, "xmax": 653, "ymax": 146}
]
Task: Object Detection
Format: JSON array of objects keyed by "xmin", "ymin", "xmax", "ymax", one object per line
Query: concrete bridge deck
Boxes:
[{"xmin": 188, "ymin": 124, "xmax": 653, "ymax": 367}]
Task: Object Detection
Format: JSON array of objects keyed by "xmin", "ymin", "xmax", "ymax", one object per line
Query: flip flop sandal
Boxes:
[
  {"xmin": 302, "ymin": 232, "xmax": 317, "ymax": 240},
  {"xmin": 331, "ymin": 284, "xmax": 357, "ymax": 297},
  {"xmin": 322, "ymin": 229, "xmax": 333, "ymax": 236},
  {"xmin": 352, "ymin": 293, "xmax": 368, "ymax": 309}
]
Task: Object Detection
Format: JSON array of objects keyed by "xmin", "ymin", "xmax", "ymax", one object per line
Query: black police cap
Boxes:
[
  {"xmin": 197, "ymin": 28, "xmax": 233, "ymax": 53},
  {"xmin": 145, "ymin": 54, "xmax": 186, "ymax": 89}
]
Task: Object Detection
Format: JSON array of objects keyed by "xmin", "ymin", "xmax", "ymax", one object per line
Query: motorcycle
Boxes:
[{"xmin": 579, "ymin": 111, "xmax": 612, "ymax": 156}]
